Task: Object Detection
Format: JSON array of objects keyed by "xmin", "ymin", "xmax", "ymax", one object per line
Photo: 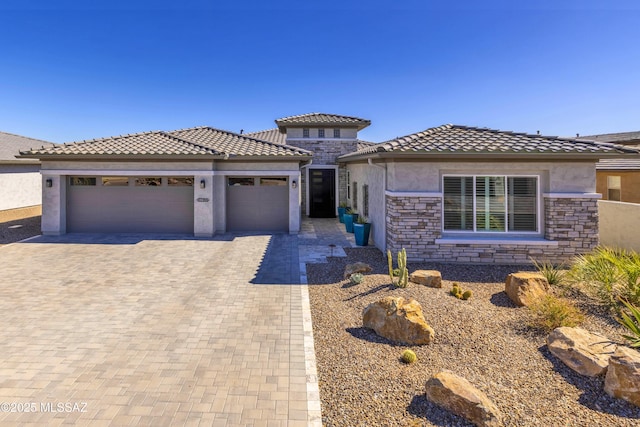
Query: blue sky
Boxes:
[{"xmin": 1, "ymin": 1, "xmax": 638, "ymax": 144}]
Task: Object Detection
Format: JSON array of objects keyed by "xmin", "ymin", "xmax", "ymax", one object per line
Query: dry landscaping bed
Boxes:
[{"xmin": 307, "ymin": 247, "xmax": 640, "ymax": 426}]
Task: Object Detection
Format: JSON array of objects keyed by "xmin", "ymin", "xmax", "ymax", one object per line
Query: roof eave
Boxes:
[
  {"xmin": 225, "ymin": 154, "xmax": 312, "ymax": 161},
  {"xmin": 338, "ymin": 151, "xmax": 637, "ymax": 162},
  {"xmin": 17, "ymin": 154, "xmax": 228, "ymax": 161},
  {"xmin": 275, "ymin": 122, "xmax": 371, "ymax": 132}
]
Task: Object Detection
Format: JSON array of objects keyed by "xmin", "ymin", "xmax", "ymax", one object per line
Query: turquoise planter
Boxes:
[
  {"xmin": 344, "ymin": 213, "xmax": 359, "ymax": 233},
  {"xmin": 354, "ymin": 223, "xmax": 371, "ymax": 246},
  {"xmin": 337, "ymin": 207, "xmax": 348, "ymax": 223}
]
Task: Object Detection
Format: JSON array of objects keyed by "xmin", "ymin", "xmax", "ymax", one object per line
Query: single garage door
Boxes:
[
  {"xmin": 67, "ymin": 176, "xmax": 194, "ymax": 233},
  {"xmin": 227, "ymin": 177, "xmax": 289, "ymax": 232}
]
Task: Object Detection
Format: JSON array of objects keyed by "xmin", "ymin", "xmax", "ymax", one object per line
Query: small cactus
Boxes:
[
  {"xmin": 387, "ymin": 248, "xmax": 409, "ymax": 288},
  {"xmin": 401, "ymin": 349, "xmax": 417, "ymax": 364},
  {"xmin": 451, "ymin": 284, "xmax": 472, "ymax": 300},
  {"xmin": 350, "ymin": 273, "xmax": 364, "ymax": 285}
]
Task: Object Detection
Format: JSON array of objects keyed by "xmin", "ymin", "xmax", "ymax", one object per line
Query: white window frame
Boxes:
[
  {"xmin": 333, "ymin": 129, "xmax": 340, "ymax": 138},
  {"xmin": 318, "ymin": 129, "xmax": 325, "ymax": 138},
  {"xmin": 303, "ymin": 128, "xmax": 309, "ymax": 138},
  {"xmin": 441, "ymin": 174, "xmax": 541, "ymax": 235}
]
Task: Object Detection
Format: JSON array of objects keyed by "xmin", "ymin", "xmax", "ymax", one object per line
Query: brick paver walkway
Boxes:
[{"xmin": 0, "ymin": 233, "xmax": 317, "ymax": 426}]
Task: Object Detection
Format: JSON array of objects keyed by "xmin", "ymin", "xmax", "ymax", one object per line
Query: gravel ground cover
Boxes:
[
  {"xmin": 307, "ymin": 247, "xmax": 640, "ymax": 427},
  {"xmin": 0, "ymin": 216, "xmax": 41, "ymax": 246}
]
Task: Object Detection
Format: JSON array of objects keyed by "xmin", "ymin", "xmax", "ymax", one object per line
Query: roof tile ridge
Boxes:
[
  {"xmin": 157, "ymin": 130, "xmax": 224, "ymax": 155},
  {"xmin": 171, "ymin": 126, "xmax": 312, "ymax": 155},
  {"xmin": 244, "ymin": 128, "xmax": 279, "ymax": 135}
]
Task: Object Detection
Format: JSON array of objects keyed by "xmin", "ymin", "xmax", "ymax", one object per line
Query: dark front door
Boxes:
[{"xmin": 309, "ymin": 169, "xmax": 335, "ymax": 218}]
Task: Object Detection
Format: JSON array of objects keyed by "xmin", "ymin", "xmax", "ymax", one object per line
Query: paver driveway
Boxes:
[{"xmin": 0, "ymin": 234, "xmax": 312, "ymax": 426}]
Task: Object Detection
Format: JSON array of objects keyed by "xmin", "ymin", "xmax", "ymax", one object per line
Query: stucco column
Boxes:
[
  {"xmin": 41, "ymin": 173, "xmax": 66, "ymax": 235},
  {"xmin": 193, "ymin": 174, "xmax": 214, "ymax": 237},
  {"xmin": 289, "ymin": 171, "xmax": 301, "ymax": 234}
]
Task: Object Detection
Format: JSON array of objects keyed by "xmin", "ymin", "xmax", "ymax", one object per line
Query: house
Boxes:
[
  {"xmin": 19, "ymin": 114, "xmax": 640, "ymax": 264},
  {"xmin": 577, "ymin": 131, "xmax": 640, "ymax": 203},
  {"xmin": 0, "ymin": 131, "xmax": 54, "ymax": 221}
]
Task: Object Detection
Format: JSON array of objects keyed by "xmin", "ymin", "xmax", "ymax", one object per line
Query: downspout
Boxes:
[{"xmin": 367, "ymin": 158, "xmax": 388, "ymax": 252}]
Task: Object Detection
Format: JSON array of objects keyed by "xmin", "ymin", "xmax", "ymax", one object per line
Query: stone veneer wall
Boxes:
[
  {"xmin": 542, "ymin": 197, "xmax": 599, "ymax": 262},
  {"xmin": 385, "ymin": 194, "xmax": 599, "ymax": 264},
  {"xmin": 386, "ymin": 195, "xmax": 442, "ymax": 259}
]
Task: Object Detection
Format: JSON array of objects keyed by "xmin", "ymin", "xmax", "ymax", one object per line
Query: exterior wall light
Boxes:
[
  {"xmin": 292, "ymin": 180, "xmax": 297, "ymax": 189},
  {"xmin": 200, "ymin": 179, "xmax": 206, "ymax": 189},
  {"xmin": 46, "ymin": 178, "xmax": 53, "ymax": 188}
]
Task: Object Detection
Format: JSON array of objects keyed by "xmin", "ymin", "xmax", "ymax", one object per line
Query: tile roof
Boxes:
[
  {"xmin": 170, "ymin": 127, "xmax": 311, "ymax": 157},
  {"xmin": 20, "ymin": 131, "xmax": 223, "ymax": 157},
  {"xmin": 339, "ymin": 124, "xmax": 640, "ymax": 160},
  {"xmin": 275, "ymin": 113, "xmax": 371, "ymax": 131},
  {"xmin": 20, "ymin": 127, "xmax": 312, "ymax": 159},
  {"xmin": 356, "ymin": 140, "xmax": 376, "ymax": 151},
  {"xmin": 0, "ymin": 131, "xmax": 54, "ymax": 162},
  {"xmin": 244, "ymin": 128, "xmax": 287, "ymax": 145},
  {"xmin": 596, "ymin": 159, "xmax": 640, "ymax": 170},
  {"xmin": 577, "ymin": 131, "xmax": 640, "ymax": 145}
]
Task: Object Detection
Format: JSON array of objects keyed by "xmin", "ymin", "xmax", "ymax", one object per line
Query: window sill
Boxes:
[{"xmin": 435, "ymin": 237, "xmax": 558, "ymax": 246}]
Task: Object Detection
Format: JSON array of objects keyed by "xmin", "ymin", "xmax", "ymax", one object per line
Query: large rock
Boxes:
[
  {"xmin": 410, "ymin": 270, "xmax": 442, "ymax": 288},
  {"xmin": 546, "ymin": 327, "xmax": 616, "ymax": 377},
  {"xmin": 605, "ymin": 346, "xmax": 640, "ymax": 407},
  {"xmin": 362, "ymin": 297, "xmax": 434, "ymax": 345},
  {"xmin": 344, "ymin": 262, "xmax": 372, "ymax": 279},
  {"xmin": 505, "ymin": 272, "xmax": 549, "ymax": 306},
  {"xmin": 425, "ymin": 371, "xmax": 502, "ymax": 427}
]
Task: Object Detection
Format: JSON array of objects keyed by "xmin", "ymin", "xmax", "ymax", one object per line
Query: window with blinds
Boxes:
[{"xmin": 443, "ymin": 175, "xmax": 537, "ymax": 233}]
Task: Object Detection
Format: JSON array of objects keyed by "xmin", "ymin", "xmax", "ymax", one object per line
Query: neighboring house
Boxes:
[
  {"xmin": 0, "ymin": 131, "xmax": 54, "ymax": 221},
  {"xmin": 19, "ymin": 114, "xmax": 640, "ymax": 264},
  {"xmin": 578, "ymin": 131, "xmax": 640, "ymax": 203}
]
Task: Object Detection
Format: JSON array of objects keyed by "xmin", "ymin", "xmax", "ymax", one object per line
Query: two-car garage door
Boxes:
[
  {"xmin": 65, "ymin": 175, "xmax": 290, "ymax": 234},
  {"xmin": 67, "ymin": 176, "xmax": 194, "ymax": 233}
]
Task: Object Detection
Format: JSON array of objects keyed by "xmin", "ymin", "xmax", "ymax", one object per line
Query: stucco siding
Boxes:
[
  {"xmin": 386, "ymin": 161, "xmax": 595, "ymax": 193},
  {"xmin": 598, "ymin": 200, "xmax": 640, "ymax": 252},
  {"xmin": 0, "ymin": 171, "xmax": 42, "ymax": 211},
  {"xmin": 346, "ymin": 163, "xmax": 386, "ymax": 250}
]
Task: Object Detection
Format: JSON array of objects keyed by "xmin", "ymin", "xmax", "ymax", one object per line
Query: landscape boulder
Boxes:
[
  {"xmin": 604, "ymin": 346, "xmax": 640, "ymax": 407},
  {"xmin": 505, "ymin": 272, "xmax": 549, "ymax": 306},
  {"xmin": 409, "ymin": 270, "xmax": 442, "ymax": 288},
  {"xmin": 343, "ymin": 262, "xmax": 372, "ymax": 280},
  {"xmin": 362, "ymin": 296, "xmax": 434, "ymax": 345},
  {"xmin": 425, "ymin": 370, "xmax": 502, "ymax": 427},
  {"xmin": 546, "ymin": 327, "xmax": 616, "ymax": 377}
]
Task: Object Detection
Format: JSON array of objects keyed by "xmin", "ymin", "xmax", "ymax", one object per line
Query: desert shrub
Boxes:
[
  {"xmin": 461, "ymin": 290, "xmax": 473, "ymax": 300},
  {"xmin": 349, "ymin": 273, "xmax": 364, "ymax": 285},
  {"xmin": 618, "ymin": 297, "xmax": 640, "ymax": 348},
  {"xmin": 400, "ymin": 349, "xmax": 417, "ymax": 364},
  {"xmin": 528, "ymin": 294, "xmax": 585, "ymax": 333},
  {"xmin": 568, "ymin": 247, "xmax": 640, "ymax": 309},
  {"xmin": 531, "ymin": 258, "xmax": 565, "ymax": 286}
]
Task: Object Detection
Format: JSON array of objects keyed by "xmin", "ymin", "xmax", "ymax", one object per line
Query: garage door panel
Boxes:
[
  {"xmin": 227, "ymin": 181, "xmax": 288, "ymax": 232},
  {"xmin": 67, "ymin": 181, "xmax": 194, "ymax": 233}
]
